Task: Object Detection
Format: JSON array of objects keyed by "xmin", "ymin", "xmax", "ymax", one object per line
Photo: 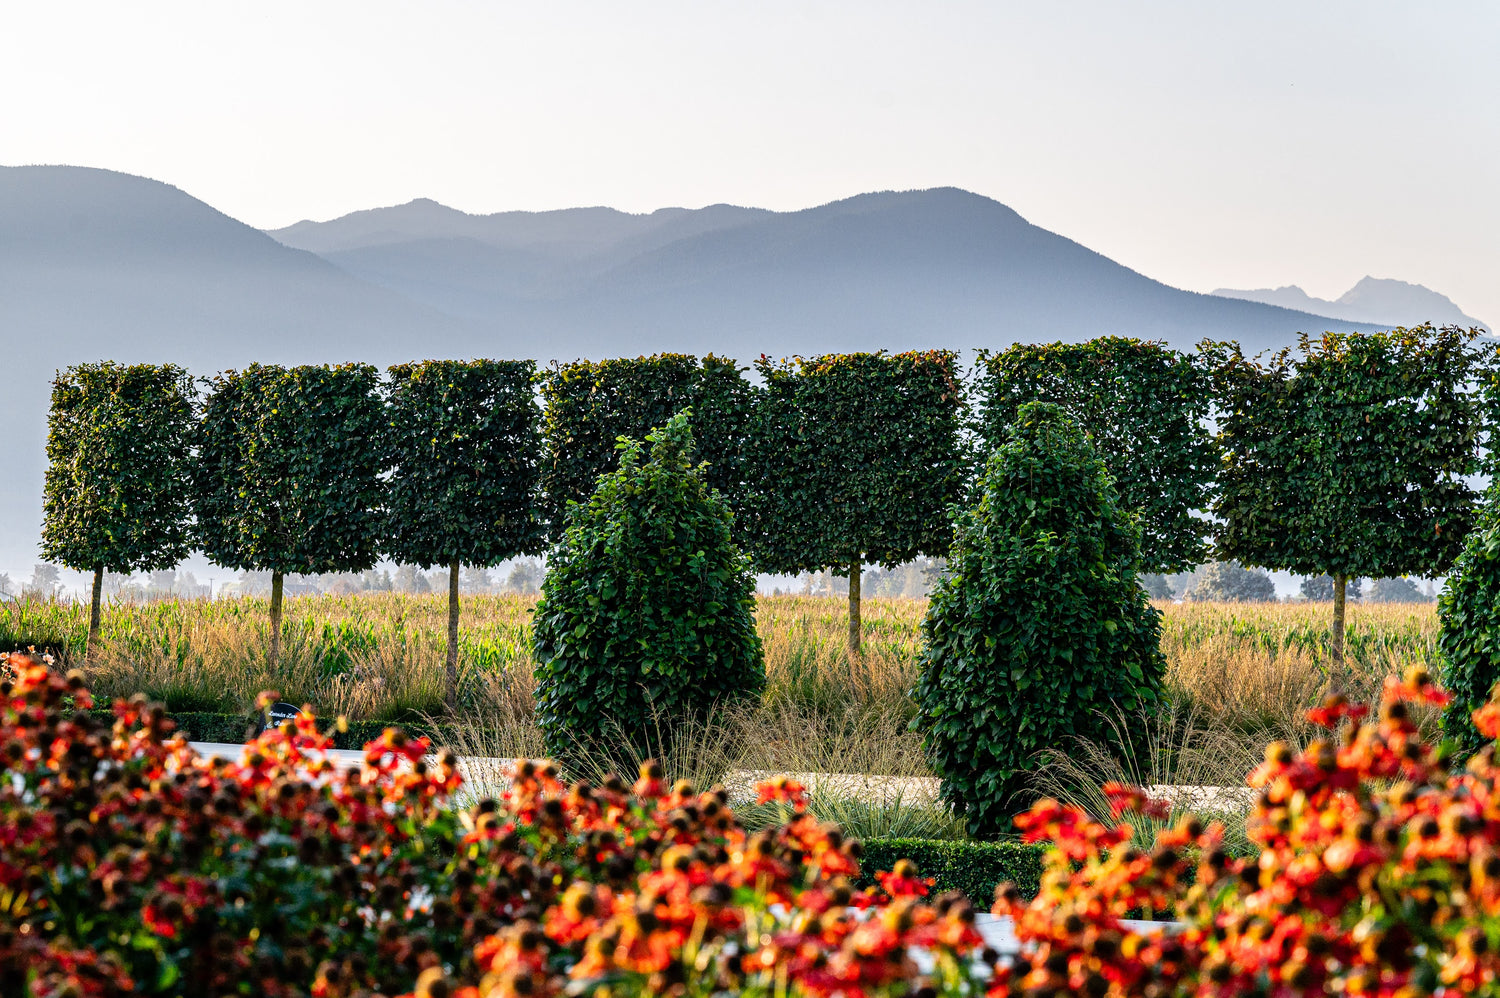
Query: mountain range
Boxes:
[
  {"xmin": 0, "ymin": 163, "xmax": 1480, "ymax": 573},
  {"xmin": 267, "ymin": 187, "xmax": 1393, "ymax": 360},
  {"xmin": 1214, "ymin": 278, "xmax": 1487, "ymax": 329}
]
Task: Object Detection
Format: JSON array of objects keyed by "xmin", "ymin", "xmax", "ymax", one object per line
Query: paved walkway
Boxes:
[{"xmin": 189, "ymin": 743, "xmax": 1256, "ymax": 815}]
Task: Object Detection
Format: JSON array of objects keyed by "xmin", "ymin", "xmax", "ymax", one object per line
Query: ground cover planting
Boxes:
[
  {"xmin": 12, "ymin": 652, "xmax": 1500, "ymax": 995},
  {"xmin": 0, "ymin": 652, "xmax": 990, "ymax": 997}
]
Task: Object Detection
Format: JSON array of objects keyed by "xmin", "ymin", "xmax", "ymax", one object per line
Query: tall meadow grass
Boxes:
[
  {"xmin": 1160, "ymin": 599, "xmax": 1440, "ymax": 735},
  {"xmin": 1, "ymin": 591, "xmax": 1441, "ymax": 842}
]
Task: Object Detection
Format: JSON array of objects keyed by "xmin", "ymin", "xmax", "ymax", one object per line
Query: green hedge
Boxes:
[{"xmin": 859, "ymin": 838, "xmax": 1046, "ymax": 903}]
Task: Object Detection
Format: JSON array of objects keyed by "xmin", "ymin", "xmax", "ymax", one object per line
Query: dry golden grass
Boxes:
[
  {"xmin": 5, "ymin": 591, "xmax": 1440, "ymax": 732},
  {"xmin": 4, "ymin": 591, "xmax": 1443, "ymax": 829},
  {"xmin": 753, "ymin": 594, "xmax": 924, "ymax": 719},
  {"xmin": 1159, "ymin": 600, "xmax": 1440, "ymax": 736},
  {"xmin": 5, "ymin": 591, "xmax": 929, "ymax": 722}
]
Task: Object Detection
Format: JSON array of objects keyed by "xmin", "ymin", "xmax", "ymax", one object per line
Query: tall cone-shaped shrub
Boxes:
[
  {"xmin": 1440, "ymin": 491, "xmax": 1500, "ymax": 755},
  {"xmin": 914, "ymin": 401, "xmax": 1164, "ymax": 837},
  {"xmin": 532, "ymin": 410, "xmax": 764, "ymax": 771}
]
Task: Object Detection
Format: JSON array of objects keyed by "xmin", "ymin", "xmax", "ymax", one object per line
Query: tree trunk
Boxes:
[
  {"xmin": 269, "ymin": 571, "xmax": 284, "ymax": 667},
  {"xmin": 848, "ymin": 559, "xmax": 862, "ymax": 657},
  {"xmin": 87, "ymin": 564, "xmax": 104, "ymax": 659},
  {"xmin": 446, "ymin": 560, "xmax": 461, "ymax": 708},
  {"xmin": 1331, "ymin": 572, "xmax": 1347, "ymax": 670}
]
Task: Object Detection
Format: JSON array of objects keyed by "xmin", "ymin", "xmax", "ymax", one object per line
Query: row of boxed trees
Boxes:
[
  {"xmin": 42, "ymin": 324, "xmax": 1495, "ymax": 680},
  {"xmin": 524, "ymin": 400, "xmax": 1162, "ymax": 831},
  {"xmin": 41, "ymin": 353, "xmax": 969, "ymax": 700}
]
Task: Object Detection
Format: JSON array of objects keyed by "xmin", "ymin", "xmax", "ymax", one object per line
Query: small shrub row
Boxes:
[{"xmin": 859, "ymin": 837, "xmax": 1046, "ymax": 903}]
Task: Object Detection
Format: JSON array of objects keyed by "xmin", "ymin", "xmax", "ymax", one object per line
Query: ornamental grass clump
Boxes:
[
  {"xmin": 914, "ymin": 401, "xmax": 1165, "ymax": 836},
  {"xmin": 531, "ymin": 411, "xmax": 765, "ymax": 773},
  {"xmin": 0, "ymin": 652, "xmax": 987, "ymax": 998}
]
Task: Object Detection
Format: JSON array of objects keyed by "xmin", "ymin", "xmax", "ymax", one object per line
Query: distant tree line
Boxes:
[{"xmin": 41, "ymin": 325, "xmax": 1494, "ymax": 680}]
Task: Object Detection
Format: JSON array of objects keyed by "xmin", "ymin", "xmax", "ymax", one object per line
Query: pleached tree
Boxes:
[
  {"xmin": 1207, "ymin": 325, "xmax": 1491, "ymax": 668},
  {"xmin": 976, "ymin": 337, "xmax": 1217, "ymax": 573},
  {"xmin": 383, "ymin": 359, "xmax": 546, "ymax": 705},
  {"xmin": 41, "ymin": 362, "xmax": 197, "ymax": 656},
  {"xmin": 745, "ymin": 350, "xmax": 967, "ymax": 654},
  {"xmin": 539, "ymin": 354, "xmax": 754, "ymax": 540},
  {"xmin": 193, "ymin": 364, "xmax": 385, "ymax": 665}
]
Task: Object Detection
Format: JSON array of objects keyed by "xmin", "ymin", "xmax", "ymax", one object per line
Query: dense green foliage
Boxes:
[
  {"xmin": 538, "ymin": 354, "xmax": 754, "ymax": 537},
  {"xmin": 747, "ymin": 350, "xmax": 966, "ymax": 575},
  {"xmin": 1208, "ymin": 325, "xmax": 1490, "ymax": 585},
  {"xmin": 860, "ymin": 838, "xmax": 1047, "ymax": 903},
  {"xmin": 532, "ymin": 412, "xmax": 765, "ymax": 767},
  {"xmin": 384, "ymin": 359, "xmax": 546, "ymax": 569},
  {"xmin": 1440, "ymin": 493, "xmax": 1500, "ymax": 753},
  {"xmin": 747, "ymin": 350, "xmax": 967, "ymax": 650},
  {"xmin": 41, "ymin": 362, "xmax": 198, "ymax": 648},
  {"xmin": 384, "ymin": 359, "xmax": 547, "ymax": 697},
  {"xmin": 913, "ymin": 402, "xmax": 1165, "ymax": 837},
  {"xmin": 1186, "ymin": 561, "xmax": 1277, "ymax": 602},
  {"xmin": 976, "ymin": 337, "xmax": 1216, "ymax": 572},
  {"xmin": 42, "ymin": 362, "xmax": 197, "ymax": 576},
  {"xmin": 193, "ymin": 363, "xmax": 386, "ymax": 575}
]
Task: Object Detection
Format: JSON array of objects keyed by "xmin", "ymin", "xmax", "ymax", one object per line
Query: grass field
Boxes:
[
  {"xmin": 1, "ymin": 592, "xmax": 1438, "ymax": 723},
  {"xmin": 0, "ymin": 591, "xmax": 1437, "ymax": 720},
  {"xmin": 2, "ymin": 592, "xmax": 1440, "ymax": 843},
  {"xmin": 0, "ymin": 592, "xmax": 931, "ymax": 720}
]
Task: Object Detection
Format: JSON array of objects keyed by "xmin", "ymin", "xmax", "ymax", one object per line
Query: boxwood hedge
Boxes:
[{"xmin": 859, "ymin": 837, "xmax": 1046, "ymax": 902}]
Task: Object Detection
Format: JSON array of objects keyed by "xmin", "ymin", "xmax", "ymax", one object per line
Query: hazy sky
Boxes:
[{"xmin": 3, "ymin": 1, "xmax": 1498, "ymax": 323}]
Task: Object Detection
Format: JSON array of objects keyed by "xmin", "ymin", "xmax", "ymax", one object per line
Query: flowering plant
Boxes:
[
  {"xmin": 990, "ymin": 667, "xmax": 1500, "ymax": 997},
  {"xmin": 15, "ymin": 648, "xmax": 1500, "ymax": 998},
  {"xmin": 0, "ymin": 653, "xmax": 986, "ymax": 997}
]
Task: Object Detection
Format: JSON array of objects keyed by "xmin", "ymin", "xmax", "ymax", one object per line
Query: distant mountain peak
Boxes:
[{"xmin": 1212, "ymin": 276, "xmax": 1487, "ymax": 331}]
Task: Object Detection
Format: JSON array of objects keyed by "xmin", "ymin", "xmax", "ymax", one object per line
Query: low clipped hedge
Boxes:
[{"xmin": 860, "ymin": 837, "xmax": 1046, "ymax": 903}]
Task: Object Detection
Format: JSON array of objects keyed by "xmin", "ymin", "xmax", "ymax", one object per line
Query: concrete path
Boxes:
[{"xmin": 189, "ymin": 744, "xmax": 1256, "ymax": 815}]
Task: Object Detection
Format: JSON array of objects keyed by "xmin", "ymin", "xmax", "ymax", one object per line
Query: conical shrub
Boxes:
[
  {"xmin": 1440, "ymin": 492, "xmax": 1500, "ymax": 755},
  {"xmin": 913, "ymin": 401, "xmax": 1165, "ymax": 836},
  {"xmin": 532, "ymin": 411, "xmax": 764, "ymax": 772}
]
